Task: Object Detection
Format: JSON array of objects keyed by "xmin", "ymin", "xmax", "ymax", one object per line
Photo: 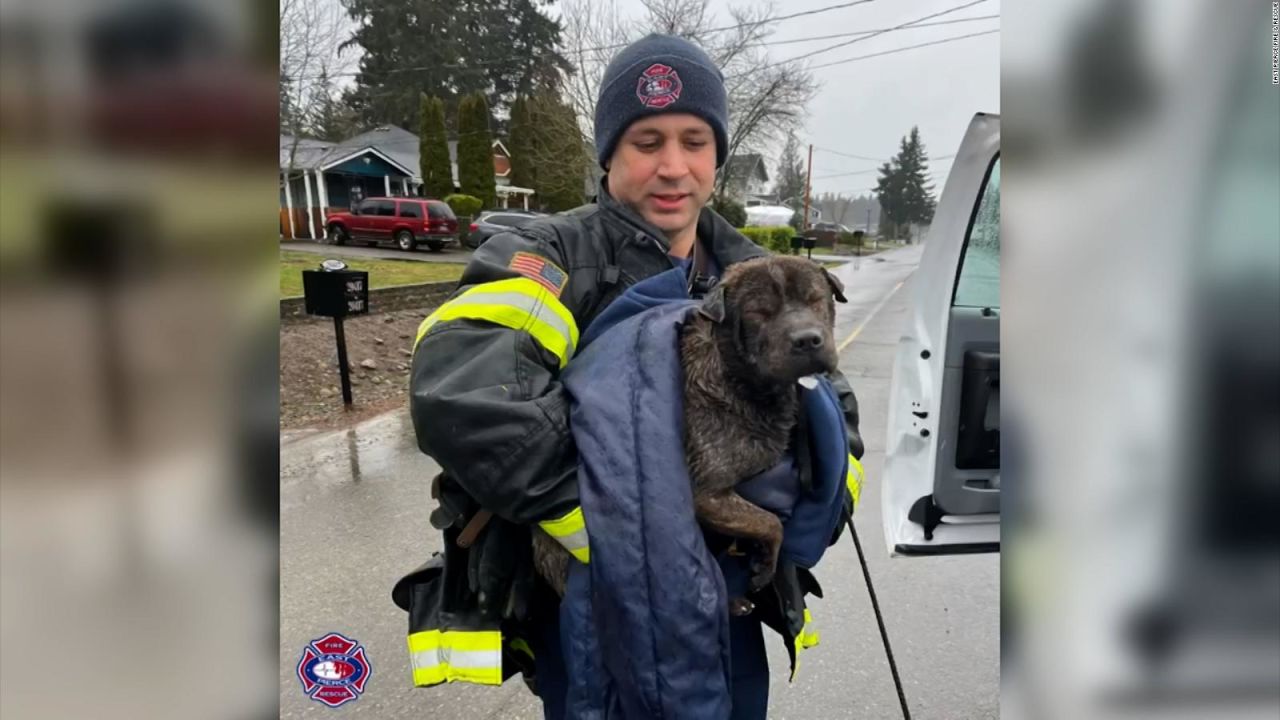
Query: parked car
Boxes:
[
  {"xmin": 464, "ymin": 210, "xmax": 546, "ymax": 249},
  {"xmin": 324, "ymin": 197, "xmax": 459, "ymax": 252},
  {"xmin": 802, "ymin": 221, "xmax": 851, "ymax": 246}
]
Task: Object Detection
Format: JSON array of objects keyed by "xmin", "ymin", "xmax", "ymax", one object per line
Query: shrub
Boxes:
[
  {"xmin": 444, "ymin": 194, "xmax": 483, "ymax": 218},
  {"xmin": 738, "ymin": 225, "xmax": 797, "ymax": 254}
]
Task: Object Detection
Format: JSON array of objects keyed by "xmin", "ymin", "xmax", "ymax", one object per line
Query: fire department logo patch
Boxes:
[
  {"xmin": 296, "ymin": 632, "xmax": 372, "ymax": 708},
  {"xmin": 636, "ymin": 63, "xmax": 683, "ymax": 109}
]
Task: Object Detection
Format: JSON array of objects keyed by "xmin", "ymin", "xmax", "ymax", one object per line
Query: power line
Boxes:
[
  {"xmin": 813, "ymin": 168, "xmax": 879, "ymax": 180},
  {"xmin": 807, "ymin": 28, "xmax": 998, "ymax": 71},
  {"xmin": 755, "ymin": 0, "xmax": 990, "ymax": 71},
  {"xmin": 295, "ymin": 0, "xmax": 889, "ymax": 80},
  {"xmin": 814, "ymin": 145, "xmax": 882, "ymax": 162},
  {"xmin": 763, "ymin": 14, "xmax": 999, "ymax": 47}
]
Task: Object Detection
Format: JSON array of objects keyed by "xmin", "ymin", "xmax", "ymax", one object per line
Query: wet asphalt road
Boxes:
[{"xmin": 280, "ymin": 244, "xmax": 999, "ymax": 719}]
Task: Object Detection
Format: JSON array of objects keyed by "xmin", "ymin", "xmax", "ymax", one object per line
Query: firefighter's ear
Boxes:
[
  {"xmin": 824, "ymin": 269, "xmax": 847, "ymax": 303},
  {"xmin": 698, "ymin": 283, "xmax": 727, "ymax": 323}
]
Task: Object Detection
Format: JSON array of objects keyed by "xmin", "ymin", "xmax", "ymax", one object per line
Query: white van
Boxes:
[{"xmin": 882, "ymin": 112, "xmax": 1001, "ymax": 555}]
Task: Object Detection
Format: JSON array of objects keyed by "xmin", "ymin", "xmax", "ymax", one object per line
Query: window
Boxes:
[
  {"xmin": 374, "ymin": 200, "xmax": 396, "ymax": 217},
  {"xmin": 398, "ymin": 202, "xmax": 422, "ymax": 219},
  {"xmin": 427, "ymin": 202, "xmax": 456, "ymax": 220},
  {"xmin": 486, "ymin": 214, "xmax": 518, "ymax": 227},
  {"xmin": 953, "ymin": 156, "xmax": 1000, "ymax": 309}
]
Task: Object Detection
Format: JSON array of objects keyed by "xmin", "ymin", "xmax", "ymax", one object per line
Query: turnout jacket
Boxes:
[{"xmin": 410, "ymin": 181, "xmax": 865, "ymax": 531}]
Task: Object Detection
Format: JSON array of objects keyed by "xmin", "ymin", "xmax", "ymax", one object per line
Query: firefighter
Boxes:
[{"xmin": 404, "ymin": 33, "xmax": 864, "ymax": 720}]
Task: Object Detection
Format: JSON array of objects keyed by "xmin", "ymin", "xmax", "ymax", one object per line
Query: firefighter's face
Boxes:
[{"xmin": 607, "ymin": 114, "xmax": 717, "ymax": 240}]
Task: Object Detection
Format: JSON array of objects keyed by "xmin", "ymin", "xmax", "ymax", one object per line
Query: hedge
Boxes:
[
  {"xmin": 738, "ymin": 225, "xmax": 797, "ymax": 254},
  {"xmin": 444, "ymin": 194, "xmax": 483, "ymax": 218}
]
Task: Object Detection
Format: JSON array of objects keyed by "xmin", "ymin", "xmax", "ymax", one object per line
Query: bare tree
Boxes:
[
  {"xmin": 558, "ymin": 0, "xmax": 818, "ymax": 200},
  {"xmin": 559, "ymin": 0, "xmax": 632, "ymax": 141},
  {"xmin": 279, "ymin": 0, "xmax": 353, "ymax": 162},
  {"xmin": 279, "ymin": 0, "xmax": 354, "ymax": 236}
]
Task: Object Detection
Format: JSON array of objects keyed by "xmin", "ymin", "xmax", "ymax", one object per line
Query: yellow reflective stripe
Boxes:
[
  {"xmin": 846, "ymin": 453, "xmax": 865, "ymax": 510},
  {"xmin": 412, "ymin": 664, "xmax": 502, "ymax": 686},
  {"xmin": 408, "ymin": 629, "xmax": 502, "ymax": 653},
  {"xmin": 790, "ymin": 608, "xmax": 822, "ymax": 682},
  {"xmin": 407, "ymin": 630, "xmax": 503, "ymax": 687},
  {"xmin": 800, "ymin": 608, "xmax": 821, "ymax": 648},
  {"xmin": 414, "ymin": 277, "xmax": 580, "ymax": 369},
  {"xmin": 539, "ymin": 506, "xmax": 590, "ymax": 564}
]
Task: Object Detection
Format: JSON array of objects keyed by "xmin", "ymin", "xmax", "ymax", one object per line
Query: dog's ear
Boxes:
[
  {"xmin": 698, "ymin": 283, "xmax": 727, "ymax": 323},
  {"xmin": 823, "ymin": 269, "xmax": 848, "ymax": 303}
]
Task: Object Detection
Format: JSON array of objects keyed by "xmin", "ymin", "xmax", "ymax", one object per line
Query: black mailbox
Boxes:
[
  {"xmin": 303, "ymin": 267, "xmax": 369, "ymax": 317},
  {"xmin": 791, "ymin": 235, "xmax": 817, "ymax": 258}
]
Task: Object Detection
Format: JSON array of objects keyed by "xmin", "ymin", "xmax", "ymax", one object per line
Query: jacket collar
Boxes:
[{"xmin": 596, "ymin": 176, "xmax": 767, "ymax": 266}]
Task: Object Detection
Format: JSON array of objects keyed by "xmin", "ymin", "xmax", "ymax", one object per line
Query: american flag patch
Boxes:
[{"xmin": 509, "ymin": 252, "xmax": 568, "ymax": 296}]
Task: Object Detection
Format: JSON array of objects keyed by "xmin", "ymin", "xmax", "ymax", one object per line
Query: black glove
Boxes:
[{"xmin": 468, "ymin": 517, "xmax": 535, "ymax": 622}]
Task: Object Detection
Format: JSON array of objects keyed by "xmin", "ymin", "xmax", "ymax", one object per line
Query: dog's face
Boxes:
[{"xmin": 700, "ymin": 256, "xmax": 847, "ymax": 386}]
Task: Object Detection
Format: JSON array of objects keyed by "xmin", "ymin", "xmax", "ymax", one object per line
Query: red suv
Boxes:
[{"xmin": 325, "ymin": 198, "xmax": 460, "ymax": 252}]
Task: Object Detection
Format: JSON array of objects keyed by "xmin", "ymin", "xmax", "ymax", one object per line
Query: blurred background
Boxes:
[
  {"xmin": 1002, "ymin": 0, "xmax": 1279, "ymax": 718},
  {"xmin": 0, "ymin": 0, "xmax": 279, "ymax": 718},
  {"xmin": 0, "ymin": 0, "xmax": 1275, "ymax": 719}
]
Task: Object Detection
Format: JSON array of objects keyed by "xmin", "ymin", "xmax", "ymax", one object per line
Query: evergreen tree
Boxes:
[
  {"xmin": 507, "ymin": 95, "xmax": 537, "ymax": 192},
  {"xmin": 419, "ymin": 95, "xmax": 453, "ymax": 199},
  {"xmin": 508, "ymin": 91, "xmax": 586, "ymax": 211},
  {"xmin": 457, "ymin": 93, "xmax": 496, "ymax": 208},
  {"xmin": 875, "ymin": 126, "xmax": 936, "ymax": 240},
  {"xmin": 774, "ymin": 132, "xmax": 806, "ymax": 231},
  {"xmin": 342, "ymin": 0, "xmax": 570, "ymax": 130},
  {"xmin": 310, "ymin": 71, "xmax": 360, "ymax": 141}
]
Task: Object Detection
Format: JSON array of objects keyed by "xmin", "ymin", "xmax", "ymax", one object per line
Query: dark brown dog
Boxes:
[{"xmin": 533, "ymin": 255, "xmax": 847, "ymax": 600}]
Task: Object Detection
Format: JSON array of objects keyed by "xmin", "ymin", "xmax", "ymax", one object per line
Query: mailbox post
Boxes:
[
  {"xmin": 791, "ymin": 235, "xmax": 817, "ymax": 260},
  {"xmin": 302, "ymin": 259, "xmax": 369, "ymax": 406}
]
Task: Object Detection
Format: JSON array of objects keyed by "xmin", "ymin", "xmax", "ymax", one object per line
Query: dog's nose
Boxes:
[{"xmin": 790, "ymin": 329, "xmax": 824, "ymax": 353}]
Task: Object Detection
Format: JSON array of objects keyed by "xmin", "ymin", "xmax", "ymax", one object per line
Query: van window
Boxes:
[
  {"xmin": 953, "ymin": 156, "xmax": 1000, "ymax": 309},
  {"xmin": 398, "ymin": 202, "xmax": 422, "ymax": 219}
]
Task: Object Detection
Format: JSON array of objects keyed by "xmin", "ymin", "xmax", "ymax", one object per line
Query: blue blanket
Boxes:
[{"xmin": 559, "ymin": 267, "xmax": 848, "ymax": 718}]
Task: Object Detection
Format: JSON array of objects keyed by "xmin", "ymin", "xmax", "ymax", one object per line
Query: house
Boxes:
[
  {"xmin": 720, "ymin": 153, "xmax": 770, "ymax": 204},
  {"xmin": 279, "ymin": 124, "xmax": 535, "ymax": 240}
]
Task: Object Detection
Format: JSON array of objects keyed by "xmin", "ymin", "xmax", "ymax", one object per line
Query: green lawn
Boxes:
[{"xmin": 280, "ymin": 251, "xmax": 466, "ymax": 297}]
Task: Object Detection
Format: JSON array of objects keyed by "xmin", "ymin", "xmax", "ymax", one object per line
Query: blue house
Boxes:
[{"xmin": 279, "ymin": 125, "xmax": 533, "ymax": 240}]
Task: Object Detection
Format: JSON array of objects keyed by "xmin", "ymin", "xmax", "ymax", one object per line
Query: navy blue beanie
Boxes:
[{"xmin": 594, "ymin": 33, "xmax": 729, "ymax": 170}]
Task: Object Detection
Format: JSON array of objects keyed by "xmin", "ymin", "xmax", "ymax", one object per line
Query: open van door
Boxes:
[{"xmin": 882, "ymin": 113, "xmax": 1001, "ymax": 556}]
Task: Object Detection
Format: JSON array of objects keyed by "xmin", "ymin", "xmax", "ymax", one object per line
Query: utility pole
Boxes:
[{"xmin": 802, "ymin": 144, "xmax": 814, "ymax": 230}]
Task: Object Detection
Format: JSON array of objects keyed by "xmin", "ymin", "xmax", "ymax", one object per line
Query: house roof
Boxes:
[
  {"xmin": 279, "ymin": 135, "xmax": 336, "ymax": 170},
  {"xmin": 724, "ymin": 153, "xmax": 768, "ymax": 183},
  {"xmin": 336, "ymin": 125, "xmax": 421, "ymax": 177},
  {"xmin": 289, "ymin": 124, "xmax": 513, "ymax": 184}
]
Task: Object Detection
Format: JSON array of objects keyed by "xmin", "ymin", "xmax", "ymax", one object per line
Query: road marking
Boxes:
[{"xmin": 837, "ymin": 279, "xmax": 906, "ymax": 354}]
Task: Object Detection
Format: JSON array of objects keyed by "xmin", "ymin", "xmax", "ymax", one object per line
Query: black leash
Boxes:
[{"xmin": 847, "ymin": 515, "xmax": 912, "ymax": 720}]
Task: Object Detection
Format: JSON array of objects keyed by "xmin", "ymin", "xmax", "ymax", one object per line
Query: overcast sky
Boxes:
[
  {"xmin": 597, "ymin": 0, "xmax": 1002, "ymax": 197},
  {"xmin": 326, "ymin": 0, "xmax": 1000, "ymax": 198}
]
